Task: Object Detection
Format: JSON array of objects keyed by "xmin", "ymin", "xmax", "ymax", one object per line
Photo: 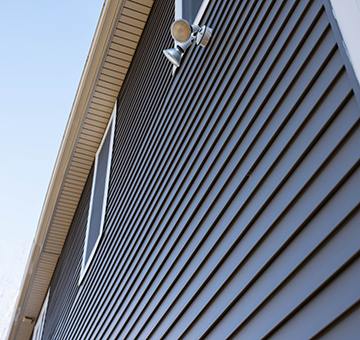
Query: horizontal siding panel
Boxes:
[
  {"xmin": 92, "ymin": 84, "xmax": 120, "ymax": 98},
  {"xmin": 105, "ymin": 55, "xmax": 131, "ymax": 69},
  {"xmin": 119, "ymin": 14, "xmax": 147, "ymax": 30},
  {"xmin": 116, "ymin": 21, "xmax": 143, "ymax": 36},
  {"xmin": 90, "ymin": 95, "xmax": 114, "ymax": 108},
  {"xmin": 8, "ymin": 1, "xmax": 156, "ymax": 336},
  {"xmin": 99, "ymin": 73, "xmax": 123, "ymax": 87},
  {"xmin": 107, "ymin": 48, "xmax": 133, "ymax": 62},
  {"xmin": 42, "ymin": 171, "xmax": 92, "ymax": 339},
  {"xmin": 102, "ymin": 64, "xmax": 128, "ymax": 79},
  {"xmin": 109, "ymin": 41, "xmax": 136, "ymax": 56},
  {"xmin": 43, "ymin": 1, "xmax": 360, "ymax": 339},
  {"xmin": 266, "ymin": 242, "xmax": 360, "ymax": 339},
  {"xmin": 101, "ymin": 67, "xmax": 126, "ymax": 81},
  {"xmin": 125, "ymin": 1, "xmax": 152, "ymax": 15},
  {"xmin": 121, "ymin": 7, "xmax": 149, "ymax": 22},
  {"xmin": 317, "ymin": 302, "xmax": 360, "ymax": 339},
  {"xmin": 113, "ymin": 29, "xmax": 141, "ymax": 44},
  {"xmin": 130, "ymin": 0, "xmax": 153, "ymax": 8},
  {"xmin": 93, "ymin": 90, "xmax": 117, "ymax": 103},
  {"xmin": 111, "ymin": 35, "xmax": 139, "ymax": 49}
]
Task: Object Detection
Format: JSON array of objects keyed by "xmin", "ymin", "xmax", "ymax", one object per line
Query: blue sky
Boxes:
[{"xmin": 0, "ymin": 1, "xmax": 103, "ymax": 337}]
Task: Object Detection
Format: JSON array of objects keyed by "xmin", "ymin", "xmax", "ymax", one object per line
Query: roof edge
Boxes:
[{"xmin": 7, "ymin": 1, "xmax": 126, "ymax": 338}]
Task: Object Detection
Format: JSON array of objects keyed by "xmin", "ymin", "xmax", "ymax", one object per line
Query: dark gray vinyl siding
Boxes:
[
  {"xmin": 43, "ymin": 0, "xmax": 360, "ymax": 339},
  {"xmin": 42, "ymin": 170, "xmax": 92, "ymax": 339}
]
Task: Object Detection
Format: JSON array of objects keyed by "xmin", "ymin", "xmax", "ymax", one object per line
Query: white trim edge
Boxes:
[
  {"xmin": 330, "ymin": 0, "xmax": 360, "ymax": 85},
  {"xmin": 79, "ymin": 101, "xmax": 117, "ymax": 285},
  {"xmin": 194, "ymin": 0, "xmax": 210, "ymax": 25},
  {"xmin": 175, "ymin": 0, "xmax": 210, "ymax": 24}
]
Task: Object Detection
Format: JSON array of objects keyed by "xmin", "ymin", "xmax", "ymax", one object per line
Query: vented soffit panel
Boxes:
[{"xmin": 7, "ymin": 0, "xmax": 154, "ymax": 339}]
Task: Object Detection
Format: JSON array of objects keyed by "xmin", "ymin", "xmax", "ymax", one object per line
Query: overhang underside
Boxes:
[{"xmin": 8, "ymin": 0, "xmax": 154, "ymax": 339}]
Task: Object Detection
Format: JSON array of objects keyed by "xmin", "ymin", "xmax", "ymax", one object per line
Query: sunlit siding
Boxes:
[{"xmin": 42, "ymin": 0, "xmax": 360, "ymax": 339}]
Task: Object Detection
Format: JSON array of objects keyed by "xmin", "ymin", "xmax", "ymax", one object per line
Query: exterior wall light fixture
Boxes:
[{"xmin": 163, "ymin": 18, "xmax": 212, "ymax": 70}]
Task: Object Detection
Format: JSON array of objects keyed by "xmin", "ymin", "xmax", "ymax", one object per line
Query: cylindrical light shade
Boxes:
[{"xmin": 163, "ymin": 47, "xmax": 182, "ymax": 67}]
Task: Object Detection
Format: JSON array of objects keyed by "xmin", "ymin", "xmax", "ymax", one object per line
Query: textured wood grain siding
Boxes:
[{"xmin": 43, "ymin": 0, "xmax": 360, "ymax": 339}]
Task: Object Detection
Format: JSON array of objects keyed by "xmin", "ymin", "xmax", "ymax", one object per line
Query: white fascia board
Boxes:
[{"xmin": 330, "ymin": 0, "xmax": 360, "ymax": 85}]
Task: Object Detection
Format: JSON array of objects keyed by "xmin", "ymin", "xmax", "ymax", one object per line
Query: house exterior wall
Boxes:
[
  {"xmin": 42, "ymin": 0, "xmax": 360, "ymax": 339},
  {"xmin": 41, "ymin": 170, "xmax": 92, "ymax": 339}
]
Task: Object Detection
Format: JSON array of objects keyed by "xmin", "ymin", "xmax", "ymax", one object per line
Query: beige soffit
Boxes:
[{"xmin": 7, "ymin": 0, "xmax": 154, "ymax": 339}]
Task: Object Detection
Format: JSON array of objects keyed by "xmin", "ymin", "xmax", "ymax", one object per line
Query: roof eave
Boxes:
[{"xmin": 7, "ymin": 1, "xmax": 154, "ymax": 339}]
